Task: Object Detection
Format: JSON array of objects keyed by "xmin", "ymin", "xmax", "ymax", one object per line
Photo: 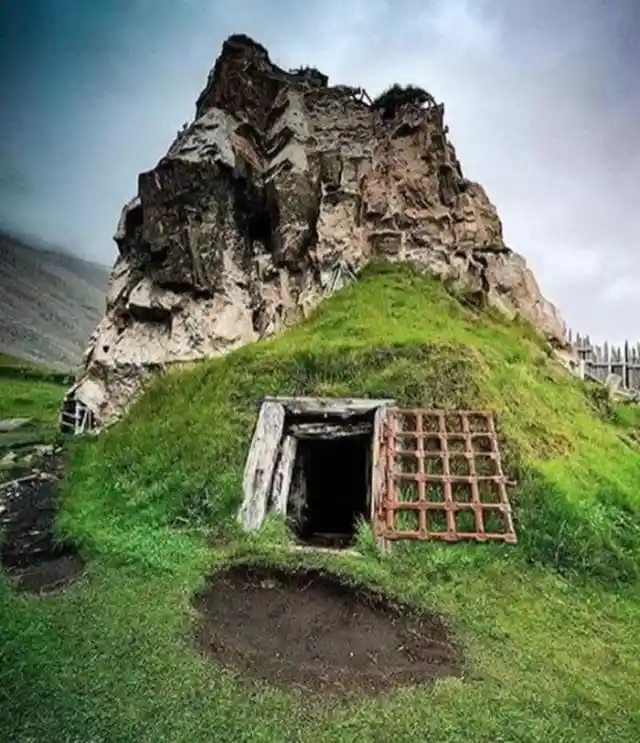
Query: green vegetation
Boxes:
[
  {"xmin": 0, "ymin": 354, "xmax": 68, "ymax": 470},
  {"xmin": 371, "ymin": 83, "xmax": 435, "ymax": 118},
  {"xmin": 1, "ymin": 264, "xmax": 639, "ymax": 742},
  {"xmin": 0, "ymin": 353, "xmax": 70, "ymax": 419}
]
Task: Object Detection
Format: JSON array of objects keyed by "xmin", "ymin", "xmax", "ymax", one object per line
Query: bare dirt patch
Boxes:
[
  {"xmin": 193, "ymin": 565, "xmax": 463, "ymax": 695},
  {"xmin": 0, "ymin": 451, "xmax": 85, "ymax": 594}
]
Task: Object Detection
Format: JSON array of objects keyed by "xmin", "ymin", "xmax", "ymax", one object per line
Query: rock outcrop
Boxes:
[{"xmin": 63, "ymin": 33, "xmax": 567, "ymax": 428}]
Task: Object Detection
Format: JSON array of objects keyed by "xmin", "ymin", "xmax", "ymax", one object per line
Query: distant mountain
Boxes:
[{"xmin": 0, "ymin": 230, "xmax": 110, "ymax": 370}]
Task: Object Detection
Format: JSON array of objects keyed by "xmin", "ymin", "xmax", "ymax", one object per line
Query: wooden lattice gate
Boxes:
[{"xmin": 374, "ymin": 408, "xmax": 516, "ymax": 544}]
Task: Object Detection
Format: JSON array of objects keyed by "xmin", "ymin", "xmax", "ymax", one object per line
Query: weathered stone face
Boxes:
[{"xmin": 67, "ymin": 33, "xmax": 568, "ymax": 427}]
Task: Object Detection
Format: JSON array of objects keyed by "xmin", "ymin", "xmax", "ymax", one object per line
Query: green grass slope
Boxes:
[
  {"xmin": 0, "ymin": 354, "xmax": 69, "ymax": 471},
  {"xmin": 1, "ymin": 264, "xmax": 639, "ymax": 743}
]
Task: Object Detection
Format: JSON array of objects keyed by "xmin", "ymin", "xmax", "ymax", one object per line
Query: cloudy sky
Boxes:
[{"xmin": 1, "ymin": 0, "xmax": 638, "ymax": 342}]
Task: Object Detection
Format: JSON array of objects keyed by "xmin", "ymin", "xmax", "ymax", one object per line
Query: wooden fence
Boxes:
[
  {"xmin": 59, "ymin": 397, "xmax": 96, "ymax": 435},
  {"xmin": 568, "ymin": 331, "xmax": 640, "ymax": 392}
]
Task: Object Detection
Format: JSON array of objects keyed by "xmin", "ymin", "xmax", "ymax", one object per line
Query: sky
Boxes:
[{"xmin": 1, "ymin": 0, "xmax": 638, "ymax": 342}]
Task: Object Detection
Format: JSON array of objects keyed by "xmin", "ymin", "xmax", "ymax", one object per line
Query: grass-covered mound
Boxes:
[
  {"xmin": 64, "ymin": 263, "xmax": 640, "ymax": 583},
  {"xmin": 1, "ymin": 264, "xmax": 639, "ymax": 743}
]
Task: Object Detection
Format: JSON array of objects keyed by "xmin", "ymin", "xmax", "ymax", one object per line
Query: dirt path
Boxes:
[{"xmin": 0, "ymin": 450, "xmax": 84, "ymax": 593}]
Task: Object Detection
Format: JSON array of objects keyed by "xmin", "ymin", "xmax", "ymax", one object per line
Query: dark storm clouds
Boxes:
[{"xmin": 0, "ymin": 0, "xmax": 638, "ymax": 340}]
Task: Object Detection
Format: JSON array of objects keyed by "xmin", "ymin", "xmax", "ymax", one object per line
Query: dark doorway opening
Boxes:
[{"xmin": 291, "ymin": 433, "xmax": 371, "ymax": 548}]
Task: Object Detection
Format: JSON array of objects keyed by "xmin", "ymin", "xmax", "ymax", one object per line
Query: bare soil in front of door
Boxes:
[{"xmin": 193, "ymin": 564, "xmax": 464, "ymax": 696}]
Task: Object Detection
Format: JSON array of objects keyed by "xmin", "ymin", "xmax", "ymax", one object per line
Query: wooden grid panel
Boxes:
[{"xmin": 379, "ymin": 409, "xmax": 516, "ymax": 544}]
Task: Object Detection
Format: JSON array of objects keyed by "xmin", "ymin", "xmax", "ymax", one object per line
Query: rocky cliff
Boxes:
[{"xmin": 64, "ymin": 33, "xmax": 567, "ymax": 428}]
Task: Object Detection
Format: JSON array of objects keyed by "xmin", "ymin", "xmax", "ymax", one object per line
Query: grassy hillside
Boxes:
[
  {"xmin": 0, "ymin": 354, "xmax": 68, "ymax": 476},
  {"xmin": 0, "ymin": 353, "xmax": 68, "ymax": 427},
  {"xmin": 1, "ymin": 264, "xmax": 639, "ymax": 742},
  {"xmin": 0, "ymin": 230, "xmax": 109, "ymax": 369}
]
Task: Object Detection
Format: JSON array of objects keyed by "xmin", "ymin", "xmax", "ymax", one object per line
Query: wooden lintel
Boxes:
[
  {"xmin": 262, "ymin": 396, "xmax": 395, "ymax": 416},
  {"xmin": 287, "ymin": 421, "xmax": 373, "ymax": 439}
]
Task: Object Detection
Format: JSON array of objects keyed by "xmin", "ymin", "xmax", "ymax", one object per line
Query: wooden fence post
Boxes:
[{"xmin": 568, "ymin": 329, "xmax": 640, "ymax": 393}]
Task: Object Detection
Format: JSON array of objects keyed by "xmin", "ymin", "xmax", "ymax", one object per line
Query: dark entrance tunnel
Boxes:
[{"xmin": 293, "ymin": 434, "xmax": 370, "ymax": 547}]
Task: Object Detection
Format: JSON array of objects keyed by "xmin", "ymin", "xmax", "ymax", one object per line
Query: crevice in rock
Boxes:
[
  {"xmin": 155, "ymin": 280, "xmax": 202, "ymax": 296},
  {"xmin": 265, "ymin": 126, "xmax": 297, "ymax": 159},
  {"xmin": 392, "ymin": 120, "xmax": 422, "ymax": 139},
  {"xmin": 300, "ymin": 187, "xmax": 321, "ymax": 261},
  {"xmin": 227, "ymin": 159, "xmax": 280, "ymax": 259},
  {"xmin": 264, "ymin": 159, "xmax": 294, "ymax": 182},
  {"xmin": 438, "ymin": 165, "xmax": 458, "ymax": 207},
  {"xmin": 114, "ymin": 310, "xmax": 131, "ymax": 334},
  {"xmin": 265, "ymin": 98, "xmax": 292, "ymax": 131},
  {"xmin": 142, "ymin": 244, "xmax": 169, "ymax": 268},
  {"xmin": 483, "ymin": 244, "xmax": 513, "ymax": 256},
  {"xmin": 234, "ymin": 121, "xmax": 265, "ymax": 157},
  {"xmin": 125, "ymin": 201, "xmax": 143, "ymax": 235},
  {"xmin": 469, "ymin": 252, "xmax": 491, "ymax": 294},
  {"xmin": 128, "ymin": 304, "xmax": 172, "ymax": 326}
]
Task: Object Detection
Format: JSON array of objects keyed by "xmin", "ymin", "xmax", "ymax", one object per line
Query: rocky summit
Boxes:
[{"xmin": 66, "ymin": 33, "xmax": 567, "ymax": 427}]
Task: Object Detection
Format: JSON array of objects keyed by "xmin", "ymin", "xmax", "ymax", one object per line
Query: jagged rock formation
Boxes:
[{"xmin": 64, "ymin": 33, "xmax": 567, "ymax": 428}]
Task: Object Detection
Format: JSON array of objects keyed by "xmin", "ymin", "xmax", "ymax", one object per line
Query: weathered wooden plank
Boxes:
[
  {"xmin": 287, "ymin": 452, "xmax": 308, "ymax": 532},
  {"xmin": 0, "ymin": 418, "xmax": 33, "ymax": 433},
  {"xmin": 0, "ymin": 473, "xmax": 56, "ymax": 491},
  {"xmin": 270, "ymin": 435, "xmax": 297, "ymax": 516},
  {"xmin": 287, "ymin": 421, "xmax": 373, "ymax": 439},
  {"xmin": 263, "ymin": 396, "xmax": 394, "ymax": 416},
  {"xmin": 238, "ymin": 401, "xmax": 285, "ymax": 531},
  {"xmin": 370, "ymin": 404, "xmax": 388, "ymax": 525}
]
